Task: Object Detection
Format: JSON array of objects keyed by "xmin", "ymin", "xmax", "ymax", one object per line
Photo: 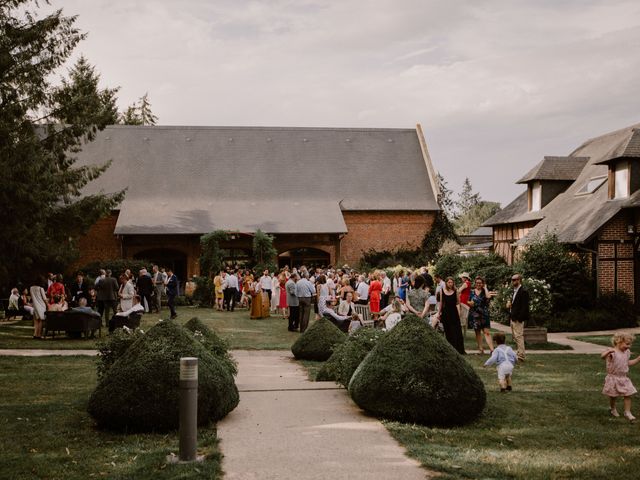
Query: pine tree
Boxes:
[
  {"xmin": 0, "ymin": 1, "xmax": 124, "ymax": 289},
  {"xmin": 120, "ymin": 92, "xmax": 157, "ymax": 126},
  {"xmin": 455, "ymin": 177, "xmax": 481, "ymax": 219},
  {"xmin": 420, "ymin": 174, "xmax": 458, "ymax": 262}
]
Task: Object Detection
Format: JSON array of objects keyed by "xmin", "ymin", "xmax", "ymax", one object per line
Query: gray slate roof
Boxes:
[
  {"xmin": 484, "ymin": 122, "xmax": 640, "ymax": 244},
  {"xmin": 595, "ymin": 128, "xmax": 640, "ymax": 164},
  {"xmin": 516, "ymin": 156, "xmax": 589, "ymax": 183},
  {"xmin": 75, "ymin": 125, "xmax": 439, "ymax": 234},
  {"xmin": 482, "ymin": 191, "xmax": 543, "ymax": 227}
]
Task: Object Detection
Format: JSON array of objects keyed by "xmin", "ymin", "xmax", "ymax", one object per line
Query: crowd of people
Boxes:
[
  {"xmin": 211, "ymin": 265, "xmax": 531, "ymax": 360},
  {"xmin": 7, "ymin": 266, "xmax": 179, "ymax": 339}
]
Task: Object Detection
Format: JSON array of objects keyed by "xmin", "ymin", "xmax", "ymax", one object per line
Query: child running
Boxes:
[
  {"xmin": 602, "ymin": 332, "xmax": 640, "ymax": 422},
  {"xmin": 484, "ymin": 332, "xmax": 517, "ymax": 392}
]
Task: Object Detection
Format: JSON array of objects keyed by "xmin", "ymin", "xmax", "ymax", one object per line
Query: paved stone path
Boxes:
[{"xmin": 217, "ymin": 350, "xmax": 431, "ymax": 480}]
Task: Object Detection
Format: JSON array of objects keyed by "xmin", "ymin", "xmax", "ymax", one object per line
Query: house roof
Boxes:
[
  {"xmin": 482, "ymin": 191, "xmax": 544, "ymax": 227},
  {"xmin": 75, "ymin": 125, "xmax": 439, "ymax": 234},
  {"xmin": 484, "ymin": 122, "xmax": 640, "ymax": 244},
  {"xmin": 595, "ymin": 128, "xmax": 640, "ymax": 164},
  {"xmin": 516, "ymin": 156, "xmax": 589, "ymax": 183}
]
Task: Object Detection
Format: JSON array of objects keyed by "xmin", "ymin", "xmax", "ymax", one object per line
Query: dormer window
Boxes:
[
  {"xmin": 611, "ymin": 161, "xmax": 630, "ymax": 199},
  {"xmin": 529, "ymin": 181, "xmax": 541, "ymax": 211},
  {"xmin": 576, "ymin": 175, "xmax": 607, "ymax": 195}
]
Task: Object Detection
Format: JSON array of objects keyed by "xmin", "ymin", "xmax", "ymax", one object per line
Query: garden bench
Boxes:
[
  {"xmin": 353, "ymin": 304, "xmax": 374, "ymax": 327},
  {"xmin": 44, "ymin": 311, "xmax": 102, "ymax": 338}
]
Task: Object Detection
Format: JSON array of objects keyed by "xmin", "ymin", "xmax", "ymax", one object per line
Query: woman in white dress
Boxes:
[
  {"xmin": 118, "ymin": 274, "xmax": 135, "ymax": 312},
  {"xmin": 29, "ymin": 279, "xmax": 48, "ymax": 339},
  {"xmin": 270, "ymin": 274, "xmax": 280, "ymax": 313}
]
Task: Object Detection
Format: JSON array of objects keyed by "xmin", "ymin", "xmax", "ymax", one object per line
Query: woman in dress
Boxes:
[
  {"xmin": 46, "ymin": 274, "xmax": 65, "ymax": 305},
  {"xmin": 30, "ymin": 278, "xmax": 47, "ymax": 339},
  {"xmin": 213, "ymin": 271, "xmax": 224, "ymax": 311},
  {"xmin": 118, "ymin": 274, "xmax": 135, "ymax": 312},
  {"xmin": 368, "ymin": 271, "xmax": 382, "ymax": 317},
  {"xmin": 467, "ymin": 276, "xmax": 494, "ymax": 354},
  {"xmin": 278, "ymin": 272, "xmax": 288, "ymax": 319},
  {"xmin": 457, "ymin": 272, "xmax": 472, "ymax": 336},
  {"xmin": 406, "ymin": 275, "xmax": 429, "ymax": 318},
  {"xmin": 436, "ymin": 277, "xmax": 466, "ymax": 354},
  {"xmin": 338, "ymin": 291, "xmax": 356, "ymax": 316},
  {"xmin": 396, "ymin": 270, "xmax": 409, "ymax": 301},
  {"xmin": 250, "ymin": 281, "xmax": 270, "ymax": 319},
  {"xmin": 338, "ymin": 277, "xmax": 354, "ymax": 301},
  {"xmin": 270, "ymin": 273, "xmax": 280, "ymax": 313}
]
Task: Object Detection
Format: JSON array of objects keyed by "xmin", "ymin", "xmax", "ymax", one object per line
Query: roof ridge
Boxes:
[{"xmin": 103, "ymin": 125, "xmax": 417, "ymax": 133}]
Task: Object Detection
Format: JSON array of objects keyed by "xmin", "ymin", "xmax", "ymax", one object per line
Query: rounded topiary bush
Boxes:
[
  {"xmin": 348, "ymin": 315, "xmax": 486, "ymax": 426},
  {"xmin": 183, "ymin": 316, "xmax": 237, "ymax": 376},
  {"xmin": 317, "ymin": 328, "xmax": 385, "ymax": 386},
  {"xmin": 291, "ymin": 318, "xmax": 346, "ymax": 361},
  {"xmin": 88, "ymin": 321, "xmax": 239, "ymax": 432}
]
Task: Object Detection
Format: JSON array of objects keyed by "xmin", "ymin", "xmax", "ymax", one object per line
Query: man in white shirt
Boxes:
[
  {"xmin": 259, "ymin": 270, "xmax": 272, "ymax": 302},
  {"xmin": 109, "ymin": 295, "xmax": 145, "ymax": 332},
  {"xmin": 151, "ymin": 265, "xmax": 167, "ymax": 313},
  {"xmin": 225, "ymin": 270, "xmax": 239, "ymax": 312},
  {"xmin": 355, "ymin": 275, "xmax": 369, "ymax": 305}
]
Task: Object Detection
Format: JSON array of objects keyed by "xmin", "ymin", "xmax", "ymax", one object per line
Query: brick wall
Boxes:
[
  {"xmin": 596, "ymin": 213, "xmax": 636, "ymax": 300},
  {"xmin": 75, "ymin": 212, "xmax": 121, "ymax": 268},
  {"xmin": 340, "ymin": 211, "xmax": 436, "ymax": 266}
]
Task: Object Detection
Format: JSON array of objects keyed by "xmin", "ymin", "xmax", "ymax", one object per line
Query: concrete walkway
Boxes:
[{"xmin": 217, "ymin": 350, "xmax": 430, "ymax": 480}]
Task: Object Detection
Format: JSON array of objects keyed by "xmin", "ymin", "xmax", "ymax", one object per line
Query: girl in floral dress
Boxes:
[{"xmin": 602, "ymin": 332, "xmax": 640, "ymax": 422}]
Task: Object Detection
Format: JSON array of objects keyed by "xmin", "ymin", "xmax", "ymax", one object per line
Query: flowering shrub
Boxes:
[
  {"xmin": 489, "ymin": 277, "xmax": 552, "ymax": 326},
  {"xmin": 95, "ymin": 327, "xmax": 145, "ymax": 381}
]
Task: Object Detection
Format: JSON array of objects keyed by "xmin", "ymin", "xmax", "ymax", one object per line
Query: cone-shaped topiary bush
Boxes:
[
  {"xmin": 88, "ymin": 321, "xmax": 239, "ymax": 432},
  {"xmin": 184, "ymin": 317, "xmax": 237, "ymax": 376},
  {"xmin": 291, "ymin": 318, "xmax": 346, "ymax": 361},
  {"xmin": 348, "ymin": 315, "xmax": 486, "ymax": 426},
  {"xmin": 317, "ymin": 328, "xmax": 385, "ymax": 386}
]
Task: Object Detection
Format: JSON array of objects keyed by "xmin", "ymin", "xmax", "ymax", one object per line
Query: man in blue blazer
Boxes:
[{"xmin": 165, "ymin": 268, "xmax": 179, "ymax": 319}]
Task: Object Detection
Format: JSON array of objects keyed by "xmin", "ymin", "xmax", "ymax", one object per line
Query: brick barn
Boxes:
[
  {"xmin": 484, "ymin": 123, "xmax": 640, "ymax": 305},
  {"xmin": 75, "ymin": 124, "xmax": 440, "ymax": 280}
]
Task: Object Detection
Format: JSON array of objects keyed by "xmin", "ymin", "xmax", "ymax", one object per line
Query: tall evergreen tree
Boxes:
[
  {"xmin": 120, "ymin": 92, "xmax": 157, "ymax": 125},
  {"xmin": 421, "ymin": 174, "xmax": 458, "ymax": 262},
  {"xmin": 0, "ymin": 1, "xmax": 124, "ymax": 289},
  {"xmin": 455, "ymin": 177, "xmax": 481, "ymax": 219}
]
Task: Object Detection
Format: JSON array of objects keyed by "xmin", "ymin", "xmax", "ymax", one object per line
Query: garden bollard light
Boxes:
[{"xmin": 179, "ymin": 357, "xmax": 198, "ymax": 462}]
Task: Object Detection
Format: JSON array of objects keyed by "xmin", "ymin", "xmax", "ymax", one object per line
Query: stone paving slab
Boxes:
[{"xmin": 217, "ymin": 350, "xmax": 430, "ymax": 480}]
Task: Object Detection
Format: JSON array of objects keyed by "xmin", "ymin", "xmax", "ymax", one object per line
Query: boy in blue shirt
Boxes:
[{"xmin": 484, "ymin": 332, "xmax": 517, "ymax": 392}]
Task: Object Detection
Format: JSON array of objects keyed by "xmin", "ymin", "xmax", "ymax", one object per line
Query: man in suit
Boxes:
[
  {"xmin": 96, "ymin": 269, "xmax": 119, "ymax": 325},
  {"xmin": 69, "ymin": 272, "xmax": 89, "ymax": 307},
  {"xmin": 165, "ymin": 268, "xmax": 179, "ymax": 319},
  {"xmin": 285, "ymin": 273, "xmax": 299, "ymax": 331},
  {"xmin": 136, "ymin": 268, "xmax": 153, "ymax": 313},
  {"xmin": 151, "ymin": 265, "xmax": 166, "ymax": 313},
  {"xmin": 507, "ymin": 273, "xmax": 530, "ymax": 362}
]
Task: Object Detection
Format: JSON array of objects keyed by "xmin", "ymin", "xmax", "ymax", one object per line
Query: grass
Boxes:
[
  {"xmin": 0, "ymin": 356, "xmax": 222, "ymax": 480},
  {"xmin": 0, "ymin": 307, "xmax": 298, "ymax": 350},
  {"xmin": 300, "ymin": 353, "xmax": 640, "ymax": 479},
  {"xmin": 570, "ymin": 335, "xmax": 640, "ymax": 350}
]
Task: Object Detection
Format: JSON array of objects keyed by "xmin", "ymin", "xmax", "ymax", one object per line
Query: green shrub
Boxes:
[
  {"xmin": 79, "ymin": 258, "xmax": 152, "ymax": 280},
  {"xmin": 434, "ymin": 254, "xmax": 463, "ymax": 280},
  {"xmin": 291, "ymin": 318, "xmax": 346, "ymax": 361},
  {"xmin": 317, "ymin": 328, "xmax": 385, "ymax": 387},
  {"xmin": 461, "ymin": 254, "xmax": 513, "ymax": 289},
  {"xmin": 490, "ymin": 278, "xmax": 552, "ymax": 326},
  {"xmin": 547, "ymin": 295, "xmax": 638, "ymax": 332},
  {"xmin": 88, "ymin": 321, "xmax": 239, "ymax": 432},
  {"xmin": 192, "ymin": 276, "xmax": 214, "ymax": 307},
  {"xmin": 95, "ymin": 327, "xmax": 145, "ymax": 381},
  {"xmin": 184, "ymin": 316, "xmax": 237, "ymax": 376},
  {"xmin": 348, "ymin": 315, "xmax": 486, "ymax": 426},
  {"xmin": 516, "ymin": 233, "xmax": 593, "ymax": 311}
]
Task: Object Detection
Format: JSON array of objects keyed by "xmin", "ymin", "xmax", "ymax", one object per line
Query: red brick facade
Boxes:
[
  {"xmin": 596, "ymin": 213, "xmax": 638, "ymax": 300},
  {"xmin": 76, "ymin": 212, "xmax": 121, "ymax": 267},
  {"xmin": 340, "ymin": 211, "xmax": 436, "ymax": 266}
]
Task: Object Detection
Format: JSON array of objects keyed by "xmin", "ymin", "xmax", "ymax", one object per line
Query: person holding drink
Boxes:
[
  {"xmin": 467, "ymin": 276, "xmax": 494, "ymax": 354},
  {"xmin": 507, "ymin": 274, "xmax": 529, "ymax": 362}
]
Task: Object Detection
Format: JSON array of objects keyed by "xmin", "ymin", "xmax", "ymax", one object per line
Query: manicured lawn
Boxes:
[
  {"xmin": 0, "ymin": 356, "xmax": 222, "ymax": 480},
  {"xmin": 0, "ymin": 307, "xmax": 297, "ymax": 350},
  {"xmin": 570, "ymin": 335, "xmax": 640, "ymax": 350}
]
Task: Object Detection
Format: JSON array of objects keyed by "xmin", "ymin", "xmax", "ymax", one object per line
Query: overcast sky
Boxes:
[{"xmin": 53, "ymin": 0, "xmax": 640, "ymax": 205}]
